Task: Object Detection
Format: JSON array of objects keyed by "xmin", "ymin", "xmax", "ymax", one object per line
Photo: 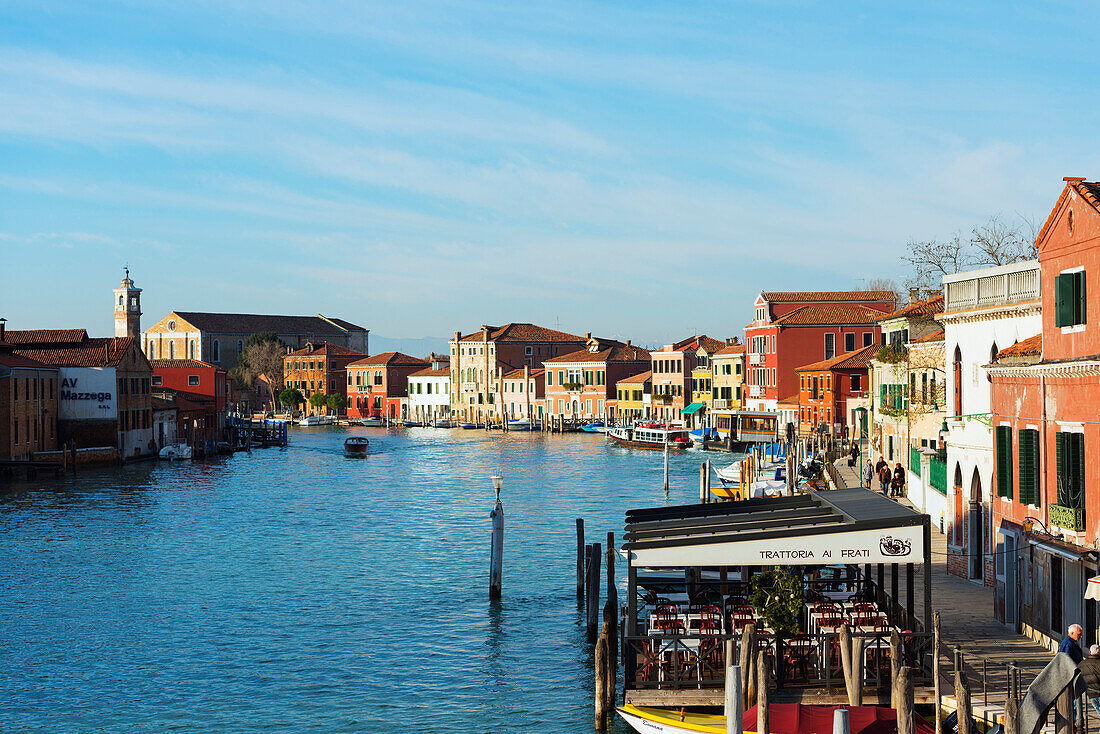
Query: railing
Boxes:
[
  {"xmin": 928, "ymin": 456, "xmax": 947, "ymax": 494},
  {"xmin": 461, "ymin": 382, "xmax": 477, "ymax": 391},
  {"xmin": 910, "ymin": 447, "xmax": 922, "ymax": 477},
  {"xmin": 944, "ymin": 263, "xmax": 1040, "ymax": 313},
  {"xmin": 712, "ymin": 399, "xmax": 729, "ymax": 409},
  {"xmin": 1050, "ymin": 504, "xmax": 1086, "ymax": 532}
]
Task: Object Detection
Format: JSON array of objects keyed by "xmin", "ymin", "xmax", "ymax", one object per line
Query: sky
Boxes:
[{"xmin": 2, "ymin": 1, "xmax": 1099, "ymax": 346}]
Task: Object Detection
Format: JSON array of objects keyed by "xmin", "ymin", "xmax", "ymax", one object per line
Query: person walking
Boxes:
[
  {"xmin": 891, "ymin": 462, "xmax": 906, "ymax": 498},
  {"xmin": 848, "ymin": 443, "xmax": 858, "ymax": 467},
  {"xmin": 878, "ymin": 462, "xmax": 892, "ymax": 495},
  {"xmin": 1081, "ymin": 645, "xmax": 1100, "ymax": 715},
  {"xmin": 1060, "ymin": 624, "xmax": 1085, "ymax": 665},
  {"xmin": 864, "ymin": 460, "xmax": 875, "ymax": 488}
]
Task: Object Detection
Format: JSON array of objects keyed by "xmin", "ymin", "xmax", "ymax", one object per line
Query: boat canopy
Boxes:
[{"xmin": 681, "ymin": 402, "xmax": 705, "ymax": 415}]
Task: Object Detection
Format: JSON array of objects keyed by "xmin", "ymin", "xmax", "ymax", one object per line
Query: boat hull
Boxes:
[
  {"xmin": 343, "ymin": 438, "xmax": 369, "ymax": 457},
  {"xmin": 617, "ymin": 705, "xmax": 725, "ymax": 734},
  {"xmin": 608, "ymin": 435, "xmax": 692, "ymax": 450}
]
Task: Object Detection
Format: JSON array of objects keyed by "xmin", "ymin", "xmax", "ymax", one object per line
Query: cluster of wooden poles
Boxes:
[{"xmin": 577, "ymin": 518, "xmax": 621, "ymax": 730}]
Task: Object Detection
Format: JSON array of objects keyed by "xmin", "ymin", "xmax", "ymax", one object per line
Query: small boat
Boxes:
[
  {"xmin": 158, "ymin": 443, "xmax": 193, "ymax": 460},
  {"xmin": 400, "ymin": 419, "xmax": 423, "ymax": 427},
  {"xmin": 607, "ymin": 424, "xmax": 692, "ymax": 450},
  {"xmin": 432, "ymin": 419, "xmax": 456, "ymax": 428},
  {"xmin": 297, "ymin": 414, "xmax": 335, "ymax": 426},
  {"xmin": 343, "ymin": 437, "xmax": 370, "ymax": 456},
  {"xmin": 360, "ymin": 417, "xmax": 384, "ymax": 427},
  {"xmin": 580, "ymin": 421, "xmax": 604, "ymax": 433},
  {"xmin": 459, "ymin": 422, "xmax": 479, "ymax": 429},
  {"xmin": 507, "ymin": 417, "xmax": 542, "ymax": 430},
  {"xmin": 619, "ymin": 702, "xmax": 933, "ymax": 734}
]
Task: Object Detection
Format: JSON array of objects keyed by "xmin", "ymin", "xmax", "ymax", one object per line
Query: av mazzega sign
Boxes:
[
  {"xmin": 630, "ymin": 524, "xmax": 925, "ymax": 568},
  {"xmin": 58, "ymin": 367, "xmax": 117, "ymax": 421}
]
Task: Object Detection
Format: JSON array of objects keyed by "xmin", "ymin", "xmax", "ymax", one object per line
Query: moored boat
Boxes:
[
  {"xmin": 618, "ymin": 703, "xmax": 933, "ymax": 734},
  {"xmin": 580, "ymin": 421, "xmax": 604, "ymax": 433},
  {"xmin": 158, "ymin": 443, "xmax": 193, "ymax": 460},
  {"xmin": 297, "ymin": 414, "xmax": 335, "ymax": 426},
  {"xmin": 459, "ymin": 422, "xmax": 479, "ymax": 429},
  {"xmin": 360, "ymin": 417, "xmax": 384, "ymax": 427},
  {"xmin": 343, "ymin": 436, "xmax": 369, "ymax": 456},
  {"xmin": 607, "ymin": 424, "xmax": 692, "ymax": 449},
  {"xmin": 432, "ymin": 419, "xmax": 456, "ymax": 428}
]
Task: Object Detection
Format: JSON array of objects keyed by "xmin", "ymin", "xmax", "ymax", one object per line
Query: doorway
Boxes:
[
  {"xmin": 969, "ymin": 469, "xmax": 983, "ymax": 581},
  {"xmin": 1004, "ymin": 533, "xmax": 1017, "ymax": 628}
]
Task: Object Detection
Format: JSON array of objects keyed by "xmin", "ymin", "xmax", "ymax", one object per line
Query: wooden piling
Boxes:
[
  {"xmin": 1055, "ymin": 686, "xmax": 1073, "ymax": 734},
  {"xmin": 839, "ymin": 622, "xmax": 855, "ymax": 704},
  {"xmin": 605, "ymin": 532, "xmax": 616, "ymax": 610},
  {"xmin": 739, "ymin": 623, "xmax": 757, "ymax": 708},
  {"xmin": 726, "ymin": 664, "xmax": 743, "ymax": 734},
  {"xmin": 756, "ymin": 649, "xmax": 769, "ymax": 734},
  {"xmin": 603, "ymin": 601, "xmax": 617, "ymax": 710},
  {"xmin": 955, "ymin": 663, "xmax": 973, "ymax": 734},
  {"xmin": 576, "ymin": 519, "xmax": 585, "ymax": 601},
  {"xmin": 890, "ymin": 628, "xmax": 901, "ymax": 707},
  {"xmin": 850, "ymin": 635, "xmax": 864, "ymax": 706},
  {"xmin": 895, "ymin": 664, "xmax": 914, "ymax": 734},
  {"xmin": 595, "ymin": 633, "xmax": 608, "ymax": 730},
  {"xmin": 489, "ymin": 496, "xmax": 503, "ymax": 599},
  {"xmin": 700, "ymin": 462, "xmax": 707, "ymax": 503},
  {"xmin": 1004, "ymin": 668, "xmax": 1019, "ymax": 734},
  {"xmin": 705, "ymin": 459, "xmax": 712, "ymax": 501},
  {"xmin": 587, "ymin": 542, "xmax": 601, "ymax": 642},
  {"xmin": 933, "ymin": 612, "xmax": 942, "ymax": 734}
]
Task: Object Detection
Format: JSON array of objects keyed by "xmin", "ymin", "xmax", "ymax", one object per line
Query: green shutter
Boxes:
[
  {"xmin": 995, "ymin": 426, "xmax": 1013, "ymax": 499},
  {"xmin": 1056, "ymin": 432, "xmax": 1067, "ymax": 506},
  {"xmin": 1055, "ymin": 274, "xmax": 1070, "ymax": 327},
  {"xmin": 1072, "ymin": 432, "xmax": 1085, "ymax": 509},
  {"xmin": 1076, "ymin": 271, "xmax": 1087, "ymax": 326},
  {"xmin": 1018, "ymin": 429, "xmax": 1039, "ymax": 506}
]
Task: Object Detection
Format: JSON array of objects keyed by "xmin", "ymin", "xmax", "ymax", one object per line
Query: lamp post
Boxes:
[
  {"xmin": 938, "ymin": 419, "xmax": 949, "ymax": 461},
  {"xmin": 489, "ymin": 475, "xmax": 504, "ymax": 599}
]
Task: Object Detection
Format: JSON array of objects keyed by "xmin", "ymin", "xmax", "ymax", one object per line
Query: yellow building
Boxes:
[
  {"xmin": 711, "ymin": 340, "xmax": 745, "ymax": 410},
  {"xmin": 614, "ymin": 370, "xmax": 651, "ymax": 422}
]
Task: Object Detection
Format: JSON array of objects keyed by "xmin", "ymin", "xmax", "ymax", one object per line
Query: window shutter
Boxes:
[
  {"xmin": 1076, "ymin": 271, "xmax": 1087, "ymax": 326},
  {"xmin": 1055, "ymin": 432, "xmax": 1067, "ymax": 506},
  {"xmin": 995, "ymin": 426, "xmax": 1013, "ymax": 499},
  {"xmin": 1072, "ymin": 432, "xmax": 1085, "ymax": 509},
  {"xmin": 1055, "ymin": 274, "xmax": 1070, "ymax": 327},
  {"xmin": 1017, "ymin": 431, "xmax": 1030, "ymax": 505}
]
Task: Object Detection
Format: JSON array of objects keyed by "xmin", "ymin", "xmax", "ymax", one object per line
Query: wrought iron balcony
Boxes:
[{"xmin": 1050, "ymin": 504, "xmax": 1086, "ymax": 533}]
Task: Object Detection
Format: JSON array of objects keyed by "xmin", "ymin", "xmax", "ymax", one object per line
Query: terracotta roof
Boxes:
[
  {"xmin": 14, "ymin": 337, "xmax": 139, "ymax": 368},
  {"xmin": 544, "ymin": 342, "xmax": 651, "ymax": 364},
  {"xmin": 997, "ymin": 334, "xmax": 1042, "ymax": 359},
  {"xmin": 796, "ymin": 344, "xmax": 880, "ymax": 372},
  {"xmin": 910, "ymin": 329, "xmax": 945, "ymax": 344},
  {"xmin": 457, "ymin": 323, "xmax": 586, "ymax": 343},
  {"xmin": 672, "ymin": 335, "xmax": 727, "ymax": 352},
  {"xmin": 153, "ymin": 388, "xmax": 214, "ymax": 411},
  {"xmin": 762, "ymin": 291, "xmax": 895, "ymax": 303},
  {"xmin": 348, "ymin": 351, "xmax": 428, "ymax": 367},
  {"xmin": 773, "ymin": 304, "xmax": 890, "ymax": 326},
  {"xmin": 878, "ymin": 294, "xmax": 944, "ymax": 321},
  {"xmin": 503, "ymin": 367, "xmax": 545, "ymax": 378},
  {"xmin": 714, "ymin": 343, "xmax": 746, "ymax": 356},
  {"xmin": 3, "ymin": 329, "xmax": 89, "ymax": 346},
  {"xmin": 618, "ymin": 370, "xmax": 653, "ymax": 384},
  {"xmin": 1036, "ymin": 179, "xmax": 1100, "ymax": 249},
  {"xmin": 151, "ymin": 396, "xmax": 177, "ymax": 411},
  {"xmin": 0, "ymin": 353, "xmax": 57, "ymax": 369},
  {"xmin": 409, "ymin": 366, "xmax": 451, "ymax": 378},
  {"xmin": 285, "ymin": 342, "xmax": 366, "ymax": 357},
  {"xmin": 778, "ymin": 393, "xmax": 801, "ymax": 407},
  {"xmin": 166, "ymin": 312, "xmax": 365, "ymax": 335},
  {"xmin": 150, "ymin": 359, "xmax": 218, "ymax": 370}
]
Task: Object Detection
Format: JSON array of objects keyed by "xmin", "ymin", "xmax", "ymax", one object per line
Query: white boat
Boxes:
[
  {"xmin": 158, "ymin": 443, "xmax": 193, "ymax": 460},
  {"xmin": 297, "ymin": 414, "xmax": 335, "ymax": 426},
  {"xmin": 617, "ymin": 705, "xmax": 725, "ymax": 734},
  {"xmin": 343, "ymin": 436, "xmax": 369, "ymax": 456},
  {"xmin": 607, "ymin": 423, "xmax": 692, "ymax": 450},
  {"xmin": 358, "ymin": 417, "xmax": 383, "ymax": 427},
  {"xmin": 432, "ymin": 419, "xmax": 456, "ymax": 428},
  {"xmin": 507, "ymin": 417, "xmax": 542, "ymax": 430}
]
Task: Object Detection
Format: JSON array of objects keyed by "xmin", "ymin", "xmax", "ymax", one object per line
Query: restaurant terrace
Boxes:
[{"xmin": 621, "ymin": 488, "xmax": 933, "ymax": 706}]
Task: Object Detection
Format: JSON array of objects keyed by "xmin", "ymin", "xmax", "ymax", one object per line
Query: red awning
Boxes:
[{"xmin": 742, "ymin": 704, "xmax": 935, "ymax": 734}]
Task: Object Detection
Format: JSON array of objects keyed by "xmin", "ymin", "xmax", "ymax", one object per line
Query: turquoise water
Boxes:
[{"xmin": 0, "ymin": 427, "xmax": 725, "ymax": 733}]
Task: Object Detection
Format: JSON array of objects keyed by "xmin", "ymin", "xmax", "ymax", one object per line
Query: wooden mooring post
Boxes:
[
  {"xmin": 954, "ymin": 649, "xmax": 973, "ymax": 734},
  {"xmin": 1055, "ymin": 685, "xmax": 1074, "ymax": 734},
  {"xmin": 895, "ymin": 664, "xmax": 914, "ymax": 734},
  {"xmin": 586, "ymin": 542, "xmax": 601, "ymax": 642},
  {"xmin": 594, "ymin": 633, "xmax": 608, "ymax": 730},
  {"xmin": 576, "ymin": 519, "xmax": 585, "ymax": 601},
  {"xmin": 756, "ymin": 649, "xmax": 770, "ymax": 734},
  {"xmin": 933, "ymin": 612, "xmax": 942, "ymax": 734},
  {"xmin": 725, "ymin": 663, "xmax": 743, "ymax": 734}
]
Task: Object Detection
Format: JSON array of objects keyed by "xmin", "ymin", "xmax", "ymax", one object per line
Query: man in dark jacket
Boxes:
[
  {"xmin": 1060, "ymin": 624, "xmax": 1085, "ymax": 665},
  {"xmin": 1081, "ymin": 645, "xmax": 1100, "ymax": 715}
]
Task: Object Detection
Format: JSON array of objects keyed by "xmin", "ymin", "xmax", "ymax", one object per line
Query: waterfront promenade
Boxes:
[{"xmin": 831, "ymin": 454, "xmax": 1053, "ymax": 719}]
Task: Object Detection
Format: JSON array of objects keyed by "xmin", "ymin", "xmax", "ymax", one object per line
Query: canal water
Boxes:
[{"xmin": 0, "ymin": 427, "xmax": 732, "ymax": 733}]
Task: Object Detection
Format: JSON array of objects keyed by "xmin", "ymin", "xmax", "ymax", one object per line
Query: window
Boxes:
[
  {"xmin": 237, "ymin": 340, "xmax": 243, "ymax": 355},
  {"xmin": 168, "ymin": 341, "xmax": 175, "ymax": 359},
  {"xmin": 845, "ymin": 333, "xmax": 855, "ymax": 352},
  {"xmin": 851, "ymin": 374, "xmax": 861, "ymax": 391},
  {"xmin": 1055, "ymin": 271, "xmax": 1087, "ymax": 327},
  {"xmin": 152, "ymin": 376, "xmax": 162, "ymax": 386},
  {"xmin": 188, "ymin": 341, "xmax": 195, "ymax": 359},
  {"xmin": 824, "ymin": 333, "xmax": 835, "ymax": 360},
  {"xmin": 1018, "ymin": 429, "xmax": 1040, "ymax": 506},
  {"xmin": 547, "ymin": 371, "xmax": 553, "ymax": 386},
  {"xmin": 952, "ymin": 346, "xmax": 962, "ymax": 418},
  {"xmin": 212, "ymin": 339, "xmax": 220, "ymax": 362},
  {"xmin": 188, "ymin": 375, "xmax": 200, "ymax": 387},
  {"xmin": 1055, "ymin": 431, "xmax": 1085, "ymax": 510},
  {"xmin": 994, "ymin": 426, "xmax": 1013, "ymax": 499},
  {"xmin": 148, "ymin": 342, "xmax": 156, "ymax": 359},
  {"xmin": 863, "ymin": 332, "xmax": 873, "ymax": 347}
]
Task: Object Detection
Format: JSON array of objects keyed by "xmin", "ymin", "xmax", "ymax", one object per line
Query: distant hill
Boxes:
[{"xmin": 369, "ymin": 335, "xmax": 450, "ymax": 359}]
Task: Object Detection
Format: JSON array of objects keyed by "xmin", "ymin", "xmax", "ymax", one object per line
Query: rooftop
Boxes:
[
  {"xmin": 0, "ymin": 353, "xmax": 56, "ymax": 369},
  {"xmin": 996, "ymin": 334, "xmax": 1043, "ymax": 360},
  {"xmin": 545, "ymin": 341, "xmax": 650, "ymax": 364},
  {"xmin": 457, "ymin": 323, "xmax": 586, "ymax": 343},
  {"xmin": 772, "ymin": 304, "xmax": 890, "ymax": 327},
  {"xmin": 285, "ymin": 342, "xmax": 366, "ymax": 357},
  {"xmin": 14, "ymin": 337, "xmax": 140, "ymax": 368},
  {"xmin": 502, "ymin": 367, "xmax": 545, "ymax": 379},
  {"xmin": 618, "ymin": 370, "xmax": 653, "ymax": 384},
  {"xmin": 348, "ymin": 351, "xmax": 429, "ymax": 367},
  {"xmin": 714, "ymin": 343, "xmax": 746, "ymax": 357},
  {"xmin": 910, "ymin": 329, "xmax": 946, "ymax": 345},
  {"xmin": 150, "ymin": 359, "xmax": 218, "ymax": 370},
  {"xmin": 672, "ymin": 334, "xmax": 727, "ymax": 352},
  {"xmin": 2, "ymin": 328, "xmax": 89, "ymax": 347},
  {"xmin": 1035, "ymin": 178, "xmax": 1100, "ymax": 247},
  {"xmin": 163, "ymin": 312, "xmax": 366, "ymax": 336},
  {"xmin": 796, "ymin": 344, "xmax": 880, "ymax": 372},
  {"xmin": 878, "ymin": 294, "xmax": 944, "ymax": 322},
  {"xmin": 762, "ymin": 290, "xmax": 895, "ymax": 303},
  {"xmin": 409, "ymin": 366, "xmax": 451, "ymax": 378}
]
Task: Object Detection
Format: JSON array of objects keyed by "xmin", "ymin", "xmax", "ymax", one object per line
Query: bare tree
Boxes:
[
  {"xmin": 863, "ymin": 277, "xmax": 905, "ymax": 305},
  {"xmin": 902, "ymin": 214, "xmax": 1036, "ymax": 291},
  {"xmin": 970, "ymin": 215, "xmax": 1035, "ymax": 266},
  {"xmin": 232, "ymin": 338, "xmax": 287, "ymax": 389},
  {"xmin": 901, "ymin": 233, "xmax": 968, "ymax": 292}
]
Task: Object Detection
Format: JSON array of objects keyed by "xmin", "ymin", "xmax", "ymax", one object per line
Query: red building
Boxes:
[
  {"xmin": 744, "ymin": 291, "xmax": 895, "ymax": 412},
  {"xmin": 346, "ymin": 352, "xmax": 429, "ymax": 420},
  {"xmin": 282, "ymin": 342, "xmax": 365, "ymax": 414},
  {"xmin": 543, "ymin": 338, "xmax": 650, "ymax": 420},
  {"xmin": 795, "ymin": 344, "xmax": 877, "ymax": 436},
  {"xmin": 150, "ymin": 359, "xmax": 229, "ymax": 411},
  {"xmin": 988, "ymin": 177, "xmax": 1100, "ymax": 643}
]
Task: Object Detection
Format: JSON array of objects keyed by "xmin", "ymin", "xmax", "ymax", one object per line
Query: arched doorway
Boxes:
[
  {"xmin": 952, "ymin": 346, "xmax": 963, "ymax": 418},
  {"xmin": 953, "ymin": 464, "xmax": 964, "ymax": 545},
  {"xmin": 969, "ymin": 468, "xmax": 983, "ymax": 581}
]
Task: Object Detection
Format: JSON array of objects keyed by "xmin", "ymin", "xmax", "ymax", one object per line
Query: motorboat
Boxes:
[
  {"xmin": 580, "ymin": 421, "xmax": 605, "ymax": 433},
  {"xmin": 343, "ymin": 437, "xmax": 370, "ymax": 457},
  {"xmin": 400, "ymin": 419, "xmax": 423, "ymax": 427},
  {"xmin": 297, "ymin": 414, "xmax": 335, "ymax": 426},
  {"xmin": 607, "ymin": 424, "xmax": 692, "ymax": 450},
  {"xmin": 507, "ymin": 417, "xmax": 541, "ymax": 430},
  {"xmin": 432, "ymin": 419, "xmax": 456, "ymax": 428},
  {"xmin": 158, "ymin": 443, "xmax": 193, "ymax": 460},
  {"xmin": 618, "ymin": 703, "xmax": 934, "ymax": 734},
  {"xmin": 359, "ymin": 417, "xmax": 384, "ymax": 427},
  {"xmin": 459, "ymin": 422, "xmax": 479, "ymax": 429}
]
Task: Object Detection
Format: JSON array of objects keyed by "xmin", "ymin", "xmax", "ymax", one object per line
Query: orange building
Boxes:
[
  {"xmin": 795, "ymin": 344, "xmax": 878, "ymax": 436},
  {"xmin": 543, "ymin": 338, "xmax": 650, "ymax": 421},
  {"xmin": 0, "ymin": 351, "xmax": 60, "ymax": 460},
  {"xmin": 283, "ymin": 342, "xmax": 365, "ymax": 414}
]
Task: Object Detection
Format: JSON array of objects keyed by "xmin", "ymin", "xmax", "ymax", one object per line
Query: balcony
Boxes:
[
  {"xmin": 944, "ymin": 260, "xmax": 1040, "ymax": 313},
  {"xmin": 748, "ymin": 385, "xmax": 763, "ymax": 398},
  {"xmin": 749, "ymin": 353, "xmax": 764, "ymax": 366},
  {"xmin": 712, "ymin": 399, "xmax": 728, "ymax": 409},
  {"xmin": 1050, "ymin": 504, "xmax": 1086, "ymax": 533},
  {"xmin": 461, "ymin": 382, "xmax": 477, "ymax": 392}
]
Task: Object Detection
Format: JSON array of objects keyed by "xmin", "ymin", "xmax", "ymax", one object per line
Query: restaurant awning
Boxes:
[
  {"xmin": 682, "ymin": 402, "xmax": 705, "ymax": 415},
  {"xmin": 623, "ymin": 488, "xmax": 930, "ymax": 568},
  {"xmin": 1086, "ymin": 576, "xmax": 1100, "ymax": 601}
]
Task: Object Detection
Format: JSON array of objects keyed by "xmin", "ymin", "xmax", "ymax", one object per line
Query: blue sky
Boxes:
[{"xmin": 2, "ymin": 1, "xmax": 1099, "ymax": 345}]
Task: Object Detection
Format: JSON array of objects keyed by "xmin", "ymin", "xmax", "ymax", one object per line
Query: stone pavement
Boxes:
[{"xmin": 827, "ymin": 453, "xmax": 1056, "ymax": 716}]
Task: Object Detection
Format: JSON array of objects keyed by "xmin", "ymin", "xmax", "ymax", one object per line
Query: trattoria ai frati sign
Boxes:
[{"xmin": 630, "ymin": 524, "xmax": 924, "ymax": 568}]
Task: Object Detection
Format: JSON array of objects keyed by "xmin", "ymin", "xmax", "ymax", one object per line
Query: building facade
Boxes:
[
  {"xmin": 283, "ymin": 342, "xmax": 365, "ymax": 415},
  {"xmin": 407, "ymin": 359, "xmax": 452, "ymax": 424},
  {"xmin": 987, "ymin": 177, "xmax": 1100, "ymax": 644},
  {"xmin": 544, "ymin": 338, "xmax": 650, "ymax": 421},
  {"xmin": 0, "ymin": 352, "xmax": 59, "ymax": 460},
  {"xmin": 744, "ymin": 291, "xmax": 895, "ymax": 412},
  {"xmin": 795, "ymin": 345, "xmax": 877, "ymax": 437},
  {"xmin": 939, "ymin": 259, "xmax": 1042, "ymax": 588},
  {"xmin": 449, "ymin": 324, "xmax": 587, "ymax": 423},
  {"xmin": 346, "ymin": 352, "xmax": 429, "ymax": 420},
  {"xmin": 144, "ymin": 312, "xmax": 368, "ymax": 371},
  {"xmin": 498, "ymin": 367, "xmax": 545, "ymax": 422},
  {"xmin": 615, "ymin": 371, "xmax": 651, "ymax": 423},
  {"xmin": 711, "ymin": 341, "xmax": 745, "ymax": 411}
]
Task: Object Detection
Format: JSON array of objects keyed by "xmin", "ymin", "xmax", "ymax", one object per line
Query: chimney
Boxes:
[
  {"xmin": 732, "ymin": 336, "xmax": 740, "ymax": 345},
  {"xmin": 0, "ymin": 317, "xmax": 5, "ymax": 342},
  {"xmin": 585, "ymin": 332, "xmax": 591, "ymax": 340},
  {"xmin": 626, "ymin": 339, "xmax": 631, "ymax": 346}
]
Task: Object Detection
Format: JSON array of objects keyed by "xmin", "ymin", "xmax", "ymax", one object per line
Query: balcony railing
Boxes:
[
  {"xmin": 748, "ymin": 385, "xmax": 763, "ymax": 398},
  {"xmin": 928, "ymin": 457, "xmax": 947, "ymax": 494},
  {"xmin": 1050, "ymin": 504, "xmax": 1086, "ymax": 532},
  {"xmin": 712, "ymin": 399, "xmax": 728, "ymax": 409},
  {"xmin": 749, "ymin": 353, "xmax": 764, "ymax": 366},
  {"xmin": 461, "ymin": 382, "xmax": 477, "ymax": 391},
  {"xmin": 944, "ymin": 262, "xmax": 1040, "ymax": 313}
]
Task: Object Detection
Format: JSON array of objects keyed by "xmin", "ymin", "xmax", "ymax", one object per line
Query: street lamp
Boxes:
[
  {"xmin": 491, "ymin": 474, "xmax": 503, "ymax": 502},
  {"xmin": 938, "ymin": 419, "xmax": 949, "ymax": 460}
]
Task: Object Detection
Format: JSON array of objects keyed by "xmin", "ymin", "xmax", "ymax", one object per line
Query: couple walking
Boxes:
[{"xmin": 864, "ymin": 457, "xmax": 905, "ymax": 497}]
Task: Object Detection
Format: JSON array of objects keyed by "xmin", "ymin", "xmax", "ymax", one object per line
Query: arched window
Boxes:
[
  {"xmin": 952, "ymin": 346, "xmax": 963, "ymax": 419},
  {"xmin": 237, "ymin": 340, "xmax": 244, "ymax": 355},
  {"xmin": 148, "ymin": 342, "xmax": 155, "ymax": 359},
  {"xmin": 118, "ymin": 295, "xmax": 123, "ymax": 307},
  {"xmin": 212, "ymin": 339, "xmax": 220, "ymax": 363},
  {"xmin": 188, "ymin": 340, "xmax": 195, "ymax": 359},
  {"xmin": 168, "ymin": 341, "xmax": 175, "ymax": 359}
]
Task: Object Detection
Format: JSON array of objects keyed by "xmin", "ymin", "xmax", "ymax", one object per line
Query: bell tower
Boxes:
[{"xmin": 114, "ymin": 268, "xmax": 142, "ymax": 338}]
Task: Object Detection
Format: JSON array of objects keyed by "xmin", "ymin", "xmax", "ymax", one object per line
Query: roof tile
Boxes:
[{"xmin": 773, "ymin": 304, "xmax": 890, "ymax": 326}]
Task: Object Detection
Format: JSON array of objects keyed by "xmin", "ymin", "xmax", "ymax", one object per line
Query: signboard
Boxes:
[
  {"xmin": 58, "ymin": 367, "xmax": 117, "ymax": 421},
  {"xmin": 630, "ymin": 524, "xmax": 925, "ymax": 568}
]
